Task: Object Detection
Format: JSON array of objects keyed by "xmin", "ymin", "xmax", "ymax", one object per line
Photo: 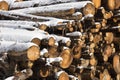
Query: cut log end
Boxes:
[
  {"xmin": 27, "ymin": 46, "xmax": 40, "ymax": 61},
  {"xmin": 108, "ymin": 0, "xmax": 115, "ymax": 10},
  {"xmin": 113, "ymin": 55, "xmax": 120, "ymax": 74},
  {"xmin": 31, "ymin": 38, "xmax": 41, "ymax": 46},
  {"xmin": 60, "ymin": 49, "xmax": 73, "ymax": 69},
  {"xmin": 58, "ymin": 72, "xmax": 69, "ymax": 80},
  {"xmin": 39, "ymin": 69, "xmax": 49, "ymax": 78},
  {"xmin": 92, "ymin": 0, "xmax": 101, "ymax": 9},
  {"xmin": 0, "ymin": 1, "xmax": 9, "ymax": 11},
  {"xmin": 48, "ymin": 37, "xmax": 55, "ymax": 46},
  {"xmin": 83, "ymin": 3, "xmax": 95, "ymax": 16},
  {"xmin": 39, "ymin": 24, "xmax": 47, "ymax": 31}
]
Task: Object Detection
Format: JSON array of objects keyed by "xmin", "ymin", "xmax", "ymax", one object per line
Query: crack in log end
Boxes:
[{"xmin": 27, "ymin": 46, "xmax": 40, "ymax": 61}]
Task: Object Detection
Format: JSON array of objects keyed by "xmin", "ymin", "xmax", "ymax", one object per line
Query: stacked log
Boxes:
[{"xmin": 0, "ymin": 0, "xmax": 119, "ymax": 80}]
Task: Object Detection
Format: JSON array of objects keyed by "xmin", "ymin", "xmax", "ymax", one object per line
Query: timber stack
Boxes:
[{"xmin": 0, "ymin": 0, "xmax": 120, "ymax": 80}]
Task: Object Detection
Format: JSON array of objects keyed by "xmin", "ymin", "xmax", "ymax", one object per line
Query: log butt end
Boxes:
[
  {"xmin": 27, "ymin": 46, "xmax": 40, "ymax": 61},
  {"xmin": 60, "ymin": 49, "xmax": 73, "ymax": 69}
]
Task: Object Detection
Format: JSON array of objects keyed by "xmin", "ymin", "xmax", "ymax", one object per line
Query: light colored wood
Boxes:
[
  {"xmin": 0, "ymin": 1, "xmax": 9, "ymax": 11},
  {"xmin": 92, "ymin": 0, "xmax": 101, "ymax": 8},
  {"xmin": 60, "ymin": 48, "xmax": 73, "ymax": 69}
]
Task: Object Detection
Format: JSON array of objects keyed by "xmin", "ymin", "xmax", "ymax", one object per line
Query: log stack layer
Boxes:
[{"xmin": 0, "ymin": 0, "xmax": 119, "ymax": 80}]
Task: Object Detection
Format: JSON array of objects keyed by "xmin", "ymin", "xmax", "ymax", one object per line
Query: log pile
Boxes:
[{"xmin": 0, "ymin": 0, "xmax": 119, "ymax": 80}]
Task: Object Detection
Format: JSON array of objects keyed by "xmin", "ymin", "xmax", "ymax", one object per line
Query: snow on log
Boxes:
[
  {"xmin": 0, "ymin": 20, "xmax": 39, "ymax": 27},
  {"xmin": 59, "ymin": 47, "xmax": 73, "ymax": 68},
  {"xmin": 55, "ymin": 71, "xmax": 69, "ymax": 80},
  {"xmin": 0, "ymin": 27, "xmax": 50, "ymax": 45},
  {"xmin": 51, "ymin": 34, "xmax": 71, "ymax": 47},
  {"xmin": 10, "ymin": 0, "xmax": 76, "ymax": 9},
  {"xmin": 10, "ymin": 1, "xmax": 95, "ymax": 16},
  {"xmin": 0, "ymin": 23, "xmax": 36, "ymax": 30},
  {"xmin": 0, "ymin": 41, "xmax": 40, "ymax": 61},
  {"xmin": 0, "ymin": 11, "xmax": 70, "ymax": 26},
  {"xmin": 0, "ymin": 1, "xmax": 9, "ymax": 11}
]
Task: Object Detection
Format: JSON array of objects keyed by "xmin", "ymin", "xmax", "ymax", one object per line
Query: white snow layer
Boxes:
[
  {"xmin": 0, "ymin": 27, "xmax": 48, "ymax": 43},
  {"xmin": 10, "ymin": 1, "xmax": 92, "ymax": 14},
  {"xmin": 0, "ymin": 41, "xmax": 37, "ymax": 53}
]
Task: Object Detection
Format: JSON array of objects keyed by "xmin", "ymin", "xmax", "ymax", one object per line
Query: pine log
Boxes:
[
  {"xmin": 0, "ymin": 11, "xmax": 49, "ymax": 21},
  {"xmin": 0, "ymin": 20, "xmax": 39, "ymax": 27},
  {"xmin": 10, "ymin": 1, "xmax": 95, "ymax": 16},
  {"xmin": 48, "ymin": 46, "xmax": 59, "ymax": 58},
  {"xmin": 101, "ymin": 0, "xmax": 120, "ymax": 10},
  {"xmin": 99, "ymin": 69, "xmax": 112, "ymax": 80},
  {"xmin": 10, "ymin": 0, "xmax": 75, "ymax": 10},
  {"xmin": 0, "ymin": 1, "xmax": 9, "ymax": 11},
  {"xmin": 0, "ymin": 27, "xmax": 48, "ymax": 45},
  {"xmin": 113, "ymin": 54, "xmax": 120, "ymax": 74},
  {"xmin": 13, "ymin": 68, "xmax": 33, "ymax": 80},
  {"xmin": 52, "ymin": 34, "xmax": 71, "ymax": 47},
  {"xmin": 0, "ymin": 41, "xmax": 40, "ymax": 61},
  {"xmin": 0, "ymin": 23, "xmax": 36, "ymax": 30},
  {"xmin": 60, "ymin": 48, "xmax": 73, "ymax": 69},
  {"xmin": 91, "ymin": 0, "xmax": 101, "ymax": 8},
  {"xmin": 56, "ymin": 71, "xmax": 69, "ymax": 80}
]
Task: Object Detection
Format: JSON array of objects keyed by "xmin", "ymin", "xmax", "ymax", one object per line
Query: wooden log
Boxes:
[
  {"xmin": 10, "ymin": 1, "xmax": 95, "ymax": 16},
  {"xmin": 0, "ymin": 23, "xmax": 36, "ymax": 30},
  {"xmin": 101, "ymin": 0, "xmax": 120, "ymax": 10},
  {"xmin": 0, "ymin": 20, "xmax": 39, "ymax": 27},
  {"xmin": 102, "ymin": 44, "xmax": 113, "ymax": 62},
  {"xmin": 60, "ymin": 47, "xmax": 73, "ymax": 69},
  {"xmin": 113, "ymin": 54, "xmax": 120, "ymax": 74},
  {"xmin": 56, "ymin": 71, "xmax": 69, "ymax": 80},
  {"xmin": 0, "ymin": 11, "xmax": 49, "ymax": 21},
  {"xmin": 10, "ymin": 0, "xmax": 75, "ymax": 9},
  {"xmin": 47, "ymin": 46, "xmax": 59, "ymax": 58},
  {"xmin": 13, "ymin": 68, "xmax": 33, "ymax": 80},
  {"xmin": 41, "ymin": 36, "xmax": 55, "ymax": 47},
  {"xmin": 0, "ymin": 41, "xmax": 40, "ymax": 61},
  {"xmin": 99, "ymin": 69, "xmax": 112, "ymax": 80},
  {"xmin": 0, "ymin": 27, "xmax": 52, "ymax": 45},
  {"xmin": 104, "ymin": 32, "xmax": 114, "ymax": 44},
  {"xmin": 91, "ymin": 0, "xmax": 101, "ymax": 8},
  {"xmin": 52, "ymin": 34, "xmax": 71, "ymax": 47},
  {"xmin": 0, "ymin": 1, "xmax": 9, "ymax": 11},
  {"xmin": 57, "ymin": 12, "xmax": 83, "ymax": 20}
]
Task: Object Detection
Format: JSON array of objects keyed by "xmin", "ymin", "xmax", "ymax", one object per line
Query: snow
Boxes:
[
  {"xmin": 10, "ymin": 0, "xmax": 76, "ymax": 9},
  {"xmin": 0, "ymin": 41, "xmax": 37, "ymax": 53},
  {"xmin": 40, "ymin": 48, "xmax": 48, "ymax": 56},
  {"xmin": 10, "ymin": 1, "xmax": 92, "ymax": 14},
  {"xmin": 72, "ymin": 12, "xmax": 82, "ymax": 16},
  {"xmin": 69, "ymin": 75, "xmax": 79, "ymax": 80},
  {"xmin": 0, "ymin": 23, "xmax": 36, "ymax": 30},
  {"xmin": 56, "ymin": 71, "xmax": 65, "ymax": 77},
  {"xmin": 5, "ymin": 76, "xmax": 14, "ymax": 80},
  {"xmin": 0, "ymin": 20, "xmax": 39, "ymax": 27},
  {"xmin": 66, "ymin": 31, "xmax": 82, "ymax": 36},
  {"xmin": 51, "ymin": 34, "xmax": 71, "ymax": 43},
  {"xmin": 84, "ymin": 14, "xmax": 94, "ymax": 19},
  {"xmin": 0, "ymin": 27, "xmax": 48, "ymax": 43}
]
